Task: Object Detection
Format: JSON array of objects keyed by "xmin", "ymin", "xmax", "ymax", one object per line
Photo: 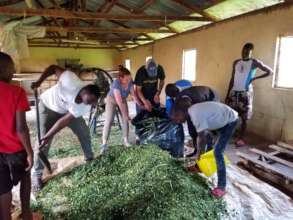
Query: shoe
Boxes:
[
  {"xmin": 211, "ymin": 188, "xmax": 226, "ymax": 198},
  {"xmin": 135, "ymin": 137, "xmax": 140, "ymax": 145},
  {"xmin": 236, "ymin": 139, "xmax": 246, "ymax": 147},
  {"xmin": 32, "ymin": 175, "xmax": 43, "ymax": 193},
  {"xmin": 100, "ymin": 144, "xmax": 108, "ymax": 155}
]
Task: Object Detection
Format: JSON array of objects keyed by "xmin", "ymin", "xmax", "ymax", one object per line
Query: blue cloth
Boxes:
[
  {"xmin": 108, "ymin": 79, "xmax": 133, "ymax": 99},
  {"xmin": 175, "ymin": 79, "xmax": 193, "ymax": 90},
  {"xmin": 166, "ymin": 80, "xmax": 192, "ymax": 116},
  {"xmin": 213, "ymin": 119, "xmax": 238, "ymax": 189}
]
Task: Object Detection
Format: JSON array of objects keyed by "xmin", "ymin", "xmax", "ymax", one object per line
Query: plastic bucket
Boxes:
[{"xmin": 196, "ymin": 149, "xmax": 230, "ymax": 177}]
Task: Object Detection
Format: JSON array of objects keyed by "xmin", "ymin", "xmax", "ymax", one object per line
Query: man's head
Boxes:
[
  {"xmin": 79, "ymin": 84, "xmax": 101, "ymax": 105},
  {"xmin": 0, "ymin": 52, "xmax": 15, "ymax": 83},
  {"xmin": 165, "ymin": 83, "xmax": 179, "ymax": 98},
  {"xmin": 145, "ymin": 58, "xmax": 158, "ymax": 78},
  {"xmin": 242, "ymin": 43, "xmax": 254, "ymax": 60},
  {"xmin": 171, "ymin": 97, "xmax": 192, "ymax": 124}
]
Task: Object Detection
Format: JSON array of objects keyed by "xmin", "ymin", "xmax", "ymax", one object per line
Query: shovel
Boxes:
[{"xmin": 34, "ymin": 89, "xmax": 52, "ymax": 174}]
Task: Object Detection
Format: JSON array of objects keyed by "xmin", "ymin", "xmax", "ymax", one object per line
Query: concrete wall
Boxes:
[
  {"xmin": 120, "ymin": 5, "xmax": 293, "ymax": 141},
  {"xmin": 20, "ymin": 47, "xmax": 120, "ymax": 72}
]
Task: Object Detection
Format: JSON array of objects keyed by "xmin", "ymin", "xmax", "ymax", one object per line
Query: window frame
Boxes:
[
  {"xmin": 182, "ymin": 48, "xmax": 197, "ymax": 82},
  {"xmin": 125, "ymin": 58, "xmax": 131, "ymax": 72},
  {"xmin": 273, "ymin": 35, "xmax": 293, "ymax": 90}
]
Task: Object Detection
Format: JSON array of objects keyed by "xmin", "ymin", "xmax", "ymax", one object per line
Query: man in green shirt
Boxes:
[{"xmin": 134, "ymin": 59, "xmax": 165, "ymax": 113}]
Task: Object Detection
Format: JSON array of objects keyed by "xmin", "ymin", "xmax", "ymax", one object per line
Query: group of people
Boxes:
[{"xmin": 0, "ymin": 42, "xmax": 273, "ymax": 220}]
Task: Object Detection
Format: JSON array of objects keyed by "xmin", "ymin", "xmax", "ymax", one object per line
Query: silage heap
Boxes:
[{"xmin": 34, "ymin": 145, "xmax": 226, "ymax": 220}]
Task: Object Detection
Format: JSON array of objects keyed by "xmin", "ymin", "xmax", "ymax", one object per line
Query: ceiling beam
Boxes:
[
  {"xmin": 44, "ymin": 26, "xmax": 175, "ymax": 34},
  {"xmin": 0, "ymin": 7, "xmax": 211, "ymax": 22},
  {"xmin": 33, "ymin": 37, "xmax": 152, "ymax": 42},
  {"xmin": 29, "ymin": 40, "xmax": 138, "ymax": 46},
  {"xmin": 171, "ymin": 0, "xmax": 217, "ymax": 21},
  {"xmin": 28, "ymin": 44, "xmax": 119, "ymax": 49},
  {"xmin": 0, "ymin": 0, "xmax": 23, "ymax": 6}
]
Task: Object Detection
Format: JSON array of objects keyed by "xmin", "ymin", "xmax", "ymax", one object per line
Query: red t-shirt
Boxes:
[{"xmin": 0, "ymin": 81, "xmax": 30, "ymax": 153}]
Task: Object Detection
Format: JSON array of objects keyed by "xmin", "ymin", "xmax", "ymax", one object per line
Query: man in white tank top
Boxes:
[{"xmin": 225, "ymin": 43, "xmax": 273, "ymax": 146}]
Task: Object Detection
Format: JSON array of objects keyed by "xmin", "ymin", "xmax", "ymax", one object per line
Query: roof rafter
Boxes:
[
  {"xmin": 43, "ymin": 26, "xmax": 175, "ymax": 34},
  {"xmin": 0, "ymin": 7, "xmax": 210, "ymax": 22},
  {"xmin": 171, "ymin": 0, "xmax": 217, "ymax": 21}
]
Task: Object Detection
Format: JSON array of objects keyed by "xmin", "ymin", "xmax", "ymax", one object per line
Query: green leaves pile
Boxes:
[{"xmin": 33, "ymin": 145, "xmax": 226, "ymax": 220}]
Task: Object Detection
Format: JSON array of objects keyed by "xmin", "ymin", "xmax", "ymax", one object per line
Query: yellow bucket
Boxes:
[{"xmin": 196, "ymin": 150, "xmax": 230, "ymax": 177}]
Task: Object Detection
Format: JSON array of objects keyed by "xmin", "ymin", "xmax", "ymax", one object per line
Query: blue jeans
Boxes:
[{"xmin": 214, "ymin": 119, "xmax": 238, "ymax": 189}]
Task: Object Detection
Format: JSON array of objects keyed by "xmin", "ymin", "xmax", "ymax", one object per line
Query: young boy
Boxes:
[
  {"xmin": 171, "ymin": 98, "xmax": 238, "ymax": 197},
  {"xmin": 0, "ymin": 52, "xmax": 33, "ymax": 220},
  {"xmin": 225, "ymin": 43, "xmax": 273, "ymax": 146}
]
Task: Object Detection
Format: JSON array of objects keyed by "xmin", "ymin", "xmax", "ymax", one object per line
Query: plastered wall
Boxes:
[
  {"xmin": 120, "ymin": 5, "xmax": 293, "ymax": 141},
  {"xmin": 20, "ymin": 47, "xmax": 120, "ymax": 72}
]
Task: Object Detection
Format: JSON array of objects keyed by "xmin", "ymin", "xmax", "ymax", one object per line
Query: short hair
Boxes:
[
  {"xmin": 0, "ymin": 52, "xmax": 14, "ymax": 77},
  {"xmin": 81, "ymin": 84, "xmax": 101, "ymax": 98},
  {"xmin": 118, "ymin": 65, "xmax": 131, "ymax": 77},
  {"xmin": 165, "ymin": 83, "xmax": 179, "ymax": 98},
  {"xmin": 171, "ymin": 97, "xmax": 192, "ymax": 116},
  {"xmin": 44, "ymin": 65, "xmax": 64, "ymax": 75},
  {"xmin": 243, "ymin": 43, "xmax": 254, "ymax": 50}
]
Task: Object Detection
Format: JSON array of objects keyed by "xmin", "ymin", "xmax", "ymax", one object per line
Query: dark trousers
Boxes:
[{"xmin": 214, "ymin": 119, "xmax": 238, "ymax": 189}]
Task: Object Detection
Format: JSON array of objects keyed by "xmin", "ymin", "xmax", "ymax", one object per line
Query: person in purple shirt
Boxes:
[{"xmin": 101, "ymin": 65, "xmax": 142, "ymax": 154}]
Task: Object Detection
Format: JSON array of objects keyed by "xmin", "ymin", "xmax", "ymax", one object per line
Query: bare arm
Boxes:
[
  {"xmin": 195, "ymin": 131, "xmax": 207, "ymax": 160},
  {"xmin": 113, "ymin": 89, "xmax": 129, "ymax": 119},
  {"xmin": 130, "ymin": 86, "xmax": 142, "ymax": 106},
  {"xmin": 16, "ymin": 111, "xmax": 33, "ymax": 170},
  {"xmin": 31, "ymin": 65, "xmax": 62, "ymax": 89},
  {"xmin": 225, "ymin": 61, "xmax": 236, "ymax": 101},
  {"xmin": 251, "ymin": 60, "xmax": 273, "ymax": 82},
  {"xmin": 40, "ymin": 112, "xmax": 75, "ymax": 147},
  {"xmin": 157, "ymin": 79, "xmax": 165, "ymax": 96}
]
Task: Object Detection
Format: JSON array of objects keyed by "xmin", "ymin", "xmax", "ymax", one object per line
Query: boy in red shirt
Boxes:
[{"xmin": 0, "ymin": 52, "xmax": 33, "ymax": 220}]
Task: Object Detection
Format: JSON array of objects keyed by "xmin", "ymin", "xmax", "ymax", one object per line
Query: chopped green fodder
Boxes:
[
  {"xmin": 33, "ymin": 145, "xmax": 227, "ymax": 220},
  {"xmin": 28, "ymin": 120, "xmax": 123, "ymax": 159}
]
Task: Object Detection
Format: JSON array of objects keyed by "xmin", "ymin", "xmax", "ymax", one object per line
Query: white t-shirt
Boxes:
[
  {"xmin": 188, "ymin": 102, "xmax": 238, "ymax": 132},
  {"xmin": 41, "ymin": 70, "xmax": 91, "ymax": 118}
]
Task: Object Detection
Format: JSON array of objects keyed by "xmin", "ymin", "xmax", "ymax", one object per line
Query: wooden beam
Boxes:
[
  {"xmin": 29, "ymin": 44, "xmax": 118, "ymax": 49},
  {"xmin": 269, "ymin": 145, "xmax": 293, "ymax": 156},
  {"xmin": 29, "ymin": 40, "xmax": 137, "ymax": 46},
  {"xmin": 250, "ymin": 148, "xmax": 293, "ymax": 168},
  {"xmin": 171, "ymin": 0, "xmax": 217, "ymax": 21},
  {"xmin": 277, "ymin": 141, "xmax": 293, "ymax": 151},
  {"xmin": 0, "ymin": 7, "xmax": 210, "ymax": 22},
  {"xmin": 44, "ymin": 26, "xmax": 175, "ymax": 34},
  {"xmin": 0, "ymin": 0, "xmax": 23, "ymax": 6},
  {"xmin": 33, "ymin": 37, "xmax": 151, "ymax": 42}
]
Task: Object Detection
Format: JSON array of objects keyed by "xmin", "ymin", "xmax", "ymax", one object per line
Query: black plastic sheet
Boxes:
[{"xmin": 132, "ymin": 109, "xmax": 184, "ymax": 157}]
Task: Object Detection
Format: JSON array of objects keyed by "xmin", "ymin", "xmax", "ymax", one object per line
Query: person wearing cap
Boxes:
[
  {"xmin": 134, "ymin": 59, "xmax": 165, "ymax": 113},
  {"xmin": 165, "ymin": 79, "xmax": 193, "ymax": 116}
]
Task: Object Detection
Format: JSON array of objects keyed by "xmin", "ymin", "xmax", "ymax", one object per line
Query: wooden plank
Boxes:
[
  {"xmin": 250, "ymin": 148, "xmax": 293, "ymax": 168},
  {"xmin": 269, "ymin": 145, "xmax": 293, "ymax": 156},
  {"xmin": 238, "ymin": 161, "xmax": 293, "ymax": 197},
  {"xmin": 277, "ymin": 141, "xmax": 293, "ymax": 151},
  {"xmin": 44, "ymin": 26, "xmax": 175, "ymax": 34},
  {"xmin": 237, "ymin": 152, "xmax": 293, "ymax": 181},
  {"xmin": 0, "ymin": 7, "xmax": 210, "ymax": 22}
]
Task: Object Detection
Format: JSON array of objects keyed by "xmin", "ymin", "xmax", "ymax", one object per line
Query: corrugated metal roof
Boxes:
[{"xmin": 0, "ymin": 0, "xmax": 287, "ymax": 49}]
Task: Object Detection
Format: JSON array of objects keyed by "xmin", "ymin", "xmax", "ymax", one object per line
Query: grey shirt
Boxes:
[{"xmin": 188, "ymin": 102, "xmax": 238, "ymax": 132}]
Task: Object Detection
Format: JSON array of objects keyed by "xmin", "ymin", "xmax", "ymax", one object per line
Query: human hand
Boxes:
[
  {"xmin": 25, "ymin": 153, "xmax": 34, "ymax": 171},
  {"xmin": 39, "ymin": 136, "xmax": 51, "ymax": 149},
  {"xmin": 153, "ymin": 93, "xmax": 160, "ymax": 104},
  {"xmin": 31, "ymin": 81, "xmax": 41, "ymax": 90},
  {"xmin": 144, "ymin": 100, "xmax": 152, "ymax": 112}
]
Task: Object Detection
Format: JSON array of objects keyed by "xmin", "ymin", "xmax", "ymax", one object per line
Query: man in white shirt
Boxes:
[
  {"xmin": 31, "ymin": 65, "xmax": 100, "ymax": 191},
  {"xmin": 171, "ymin": 98, "xmax": 238, "ymax": 198},
  {"xmin": 225, "ymin": 43, "xmax": 273, "ymax": 146}
]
